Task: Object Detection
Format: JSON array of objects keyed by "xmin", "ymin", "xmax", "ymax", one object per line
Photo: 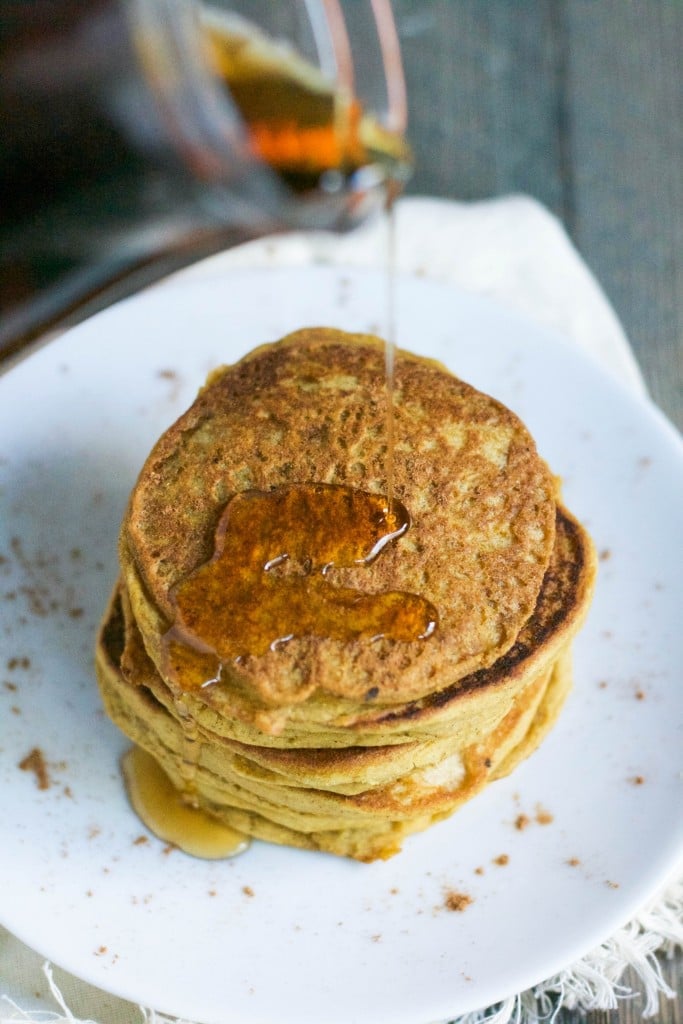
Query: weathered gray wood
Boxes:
[
  {"xmin": 562, "ymin": 0, "xmax": 683, "ymax": 429},
  {"xmin": 397, "ymin": 0, "xmax": 683, "ymax": 430},
  {"xmin": 395, "ymin": 1, "xmax": 566, "ymax": 212}
]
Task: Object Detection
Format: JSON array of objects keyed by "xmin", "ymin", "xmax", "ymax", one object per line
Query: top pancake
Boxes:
[{"xmin": 122, "ymin": 328, "xmax": 557, "ymax": 706}]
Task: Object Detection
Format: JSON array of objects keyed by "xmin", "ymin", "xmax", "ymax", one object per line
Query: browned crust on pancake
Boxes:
[
  {"xmin": 122, "ymin": 329, "xmax": 557, "ymax": 704},
  {"xmin": 361, "ymin": 504, "xmax": 595, "ymax": 728}
]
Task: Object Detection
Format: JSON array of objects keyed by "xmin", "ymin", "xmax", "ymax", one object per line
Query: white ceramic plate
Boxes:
[{"xmin": 1, "ymin": 267, "xmax": 682, "ymax": 1024}]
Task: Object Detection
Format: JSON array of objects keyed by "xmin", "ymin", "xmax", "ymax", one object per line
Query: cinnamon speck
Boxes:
[
  {"xmin": 634, "ymin": 689, "xmax": 646, "ymax": 701},
  {"xmin": 371, "ymin": 934, "xmax": 382, "ymax": 943},
  {"xmin": 208, "ymin": 890, "xmax": 217, "ymax": 898},
  {"xmin": 4, "ymin": 681, "xmax": 17, "ymax": 691},
  {"xmin": 493, "ymin": 854, "xmax": 509, "ymax": 867},
  {"xmin": 630, "ymin": 775, "xmax": 645, "ymax": 786},
  {"xmin": 567, "ymin": 857, "xmax": 581, "ymax": 867},
  {"xmin": 606, "ymin": 880, "xmax": 620, "ymax": 889},
  {"xmin": 95, "ymin": 946, "xmax": 107, "ymax": 956},
  {"xmin": 157, "ymin": 369, "xmax": 178, "ymax": 381},
  {"xmin": 597, "ymin": 680, "xmax": 609, "ymax": 689},
  {"xmin": 19, "ymin": 747, "xmax": 50, "ymax": 789},
  {"xmin": 443, "ymin": 890, "xmax": 473, "ymax": 912},
  {"xmin": 7, "ymin": 656, "xmax": 30, "ymax": 670},
  {"xmin": 474, "ymin": 866, "xmax": 485, "ymax": 876},
  {"xmin": 599, "ymin": 548, "xmax": 612, "ymax": 562},
  {"xmin": 535, "ymin": 806, "xmax": 554, "ymax": 825},
  {"xmin": 515, "ymin": 813, "xmax": 531, "ymax": 831},
  {"xmin": 242, "ymin": 885, "xmax": 255, "ymax": 898},
  {"xmin": 133, "ymin": 835, "xmax": 150, "ymax": 845}
]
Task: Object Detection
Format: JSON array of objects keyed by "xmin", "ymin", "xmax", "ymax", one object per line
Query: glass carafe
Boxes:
[{"xmin": 0, "ymin": 0, "xmax": 410, "ymax": 358}]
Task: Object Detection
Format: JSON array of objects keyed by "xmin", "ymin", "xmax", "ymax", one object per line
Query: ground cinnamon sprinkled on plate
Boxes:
[
  {"xmin": 630, "ymin": 775, "xmax": 645, "ymax": 785},
  {"xmin": 599, "ymin": 548, "xmax": 612, "ymax": 562},
  {"xmin": 7, "ymin": 656, "xmax": 30, "ymax": 670},
  {"xmin": 242, "ymin": 885, "xmax": 255, "ymax": 897},
  {"xmin": 18, "ymin": 747, "xmax": 49, "ymax": 789},
  {"xmin": 567, "ymin": 857, "xmax": 581, "ymax": 867},
  {"xmin": 515, "ymin": 813, "xmax": 531, "ymax": 831},
  {"xmin": 493, "ymin": 854, "xmax": 509, "ymax": 867},
  {"xmin": 535, "ymin": 806, "xmax": 554, "ymax": 825},
  {"xmin": 444, "ymin": 890, "xmax": 473, "ymax": 912}
]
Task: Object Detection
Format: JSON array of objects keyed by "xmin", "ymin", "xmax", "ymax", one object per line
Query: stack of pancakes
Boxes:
[{"xmin": 96, "ymin": 328, "xmax": 596, "ymax": 861}]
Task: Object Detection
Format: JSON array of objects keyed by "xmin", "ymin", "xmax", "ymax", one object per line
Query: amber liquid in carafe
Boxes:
[{"xmin": 203, "ymin": 17, "xmax": 411, "ymax": 195}]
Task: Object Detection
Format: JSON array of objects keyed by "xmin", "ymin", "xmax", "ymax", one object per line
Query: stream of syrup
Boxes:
[{"xmin": 384, "ymin": 191, "xmax": 398, "ymax": 511}]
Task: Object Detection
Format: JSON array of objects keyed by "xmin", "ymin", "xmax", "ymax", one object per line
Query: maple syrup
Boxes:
[
  {"xmin": 203, "ymin": 17, "xmax": 411, "ymax": 194},
  {"xmin": 122, "ymin": 746, "xmax": 250, "ymax": 859},
  {"xmin": 162, "ymin": 484, "xmax": 437, "ymax": 692},
  {"xmin": 171, "ymin": 694, "xmax": 203, "ymax": 809}
]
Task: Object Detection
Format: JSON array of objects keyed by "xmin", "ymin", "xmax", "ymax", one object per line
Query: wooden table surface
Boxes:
[
  {"xmin": 397, "ymin": 0, "xmax": 682, "ymax": 433},
  {"xmin": 395, "ymin": 3, "xmax": 682, "ymax": 1022}
]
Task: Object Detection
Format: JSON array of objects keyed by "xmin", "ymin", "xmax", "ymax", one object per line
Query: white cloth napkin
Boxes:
[{"xmin": 1, "ymin": 196, "xmax": 679, "ymax": 1024}]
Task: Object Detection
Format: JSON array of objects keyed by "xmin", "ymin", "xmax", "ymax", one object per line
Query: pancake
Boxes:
[
  {"xmin": 121, "ymin": 329, "xmax": 558, "ymax": 710},
  {"xmin": 97, "ymin": 328, "xmax": 595, "ymax": 861},
  {"xmin": 97, "ymin": 586, "xmax": 570, "ymax": 861},
  {"xmin": 114, "ymin": 504, "xmax": 594, "ymax": 749},
  {"xmin": 96, "ymin": 506, "xmax": 594, "ymax": 860}
]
